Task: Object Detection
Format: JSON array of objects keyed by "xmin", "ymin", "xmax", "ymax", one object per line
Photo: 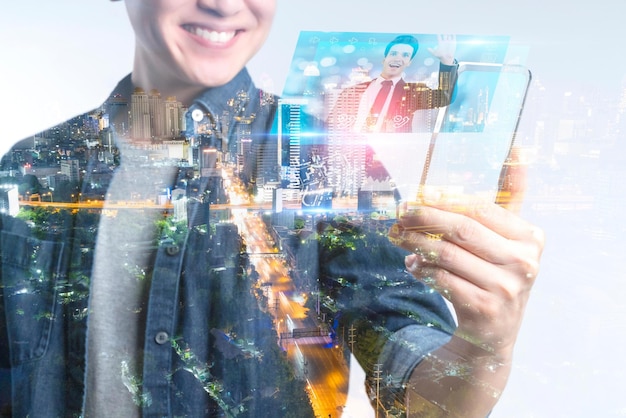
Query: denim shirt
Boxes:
[{"xmin": 0, "ymin": 69, "xmax": 455, "ymax": 417}]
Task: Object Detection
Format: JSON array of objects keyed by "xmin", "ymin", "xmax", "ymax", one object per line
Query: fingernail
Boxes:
[{"xmin": 405, "ymin": 254, "xmax": 420, "ymax": 271}]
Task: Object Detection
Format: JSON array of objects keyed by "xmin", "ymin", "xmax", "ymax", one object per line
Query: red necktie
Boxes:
[{"xmin": 369, "ymin": 79, "xmax": 393, "ymax": 118}]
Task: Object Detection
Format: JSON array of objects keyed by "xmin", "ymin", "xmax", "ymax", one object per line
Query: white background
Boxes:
[{"xmin": 2, "ymin": 1, "xmax": 626, "ymax": 416}]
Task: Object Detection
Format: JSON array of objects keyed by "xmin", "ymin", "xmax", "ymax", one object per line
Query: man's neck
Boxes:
[
  {"xmin": 131, "ymin": 56, "xmax": 204, "ymax": 106},
  {"xmin": 378, "ymin": 74, "xmax": 403, "ymax": 84}
]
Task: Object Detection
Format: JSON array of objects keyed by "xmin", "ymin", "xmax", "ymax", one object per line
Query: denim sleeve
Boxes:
[
  {"xmin": 380, "ymin": 324, "xmax": 453, "ymax": 387},
  {"xmin": 315, "ymin": 220, "xmax": 457, "ymax": 363},
  {"xmin": 379, "ymin": 325, "xmax": 493, "ymax": 418}
]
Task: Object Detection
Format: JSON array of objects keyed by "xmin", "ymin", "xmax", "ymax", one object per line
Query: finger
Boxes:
[
  {"xmin": 437, "ymin": 34, "xmax": 456, "ymax": 42},
  {"xmin": 404, "ymin": 253, "xmax": 532, "ymax": 351},
  {"xmin": 409, "ymin": 191, "xmax": 544, "ymax": 246},
  {"xmin": 391, "ymin": 209, "xmax": 542, "ymax": 288},
  {"xmin": 392, "ymin": 225, "xmax": 533, "ymax": 290},
  {"xmin": 404, "ymin": 254, "xmax": 491, "ymax": 308},
  {"xmin": 404, "ymin": 258, "xmax": 455, "ymax": 301}
]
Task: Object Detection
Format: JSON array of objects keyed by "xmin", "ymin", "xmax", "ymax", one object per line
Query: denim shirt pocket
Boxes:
[{"xmin": 1, "ymin": 231, "xmax": 65, "ymax": 365}]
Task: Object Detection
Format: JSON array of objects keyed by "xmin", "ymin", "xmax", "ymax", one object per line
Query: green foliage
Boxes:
[
  {"xmin": 15, "ymin": 206, "xmax": 57, "ymax": 238},
  {"xmin": 293, "ymin": 216, "xmax": 305, "ymax": 230},
  {"xmin": 154, "ymin": 217, "xmax": 188, "ymax": 246},
  {"xmin": 352, "ymin": 324, "xmax": 389, "ymax": 371},
  {"xmin": 16, "ymin": 206, "xmax": 50, "ymax": 225},
  {"xmin": 316, "ymin": 217, "xmax": 366, "ymax": 253}
]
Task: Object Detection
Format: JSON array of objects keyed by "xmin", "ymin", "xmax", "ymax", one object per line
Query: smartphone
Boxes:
[{"xmin": 417, "ymin": 62, "xmax": 532, "ymax": 204}]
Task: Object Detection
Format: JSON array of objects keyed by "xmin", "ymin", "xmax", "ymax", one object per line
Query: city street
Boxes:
[{"xmin": 228, "ymin": 182, "xmax": 351, "ymax": 418}]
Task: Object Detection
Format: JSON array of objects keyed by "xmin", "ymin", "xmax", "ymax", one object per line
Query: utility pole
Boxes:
[
  {"xmin": 348, "ymin": 324, "xmax": 356, "ymax": 354},
  {"xmin": 404, "ymin": 382, "xmax": 409, "ymax": 417},
  {"xmin": 373, "ymin": 363, "xmax": 382, "ymax": 418}
]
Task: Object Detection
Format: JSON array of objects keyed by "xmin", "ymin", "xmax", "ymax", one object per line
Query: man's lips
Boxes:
[{"xmin": 182, "ymin": 24, "xmax": 238, "ymax": 44}]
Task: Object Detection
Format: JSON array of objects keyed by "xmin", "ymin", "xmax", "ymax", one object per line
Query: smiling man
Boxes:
[
  {"xmin": 0, "ymin": 2, "xmax": 543, "ymax": 418},
  {"xmin": 325, "ymin": 34, "xmax": 459, "ymax": 196},
  {"xmin": 121, "ymin": 0, "xmax": 275, "ymax": 104},
  {"xmin": 332, "ymin": 34, "xmax": 457, "ymax": 135}
]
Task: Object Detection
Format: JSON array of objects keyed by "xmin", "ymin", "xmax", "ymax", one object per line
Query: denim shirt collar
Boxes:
[
  {"xmin": 192, "ymin": 68, "xmax": 256, "ymax": 116},
  {"xmin": 106, "ymin": 68, "xmax": 262, "ymax": 157},
  {"xmin": 108, "ymin": 68, "xmax": 258, "ymax": 123}
]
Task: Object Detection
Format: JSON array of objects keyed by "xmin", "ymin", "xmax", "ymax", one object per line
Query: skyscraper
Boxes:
[
  {"xmin": 130, "ymin": 87, "xmax": 151, "ymax": 140},
  {"xmin": 149, "ymin": 89, "xmax": 165, "ymax": 138},
  {"xmin": 60, "ymin": 158, "xmax": 80, "ymax": 183},
  {"xmin": 326, "ymin": 82, "xmax": 368, "ymax": 197},
  {"xmin": 106, "ymin": 93, "xmax": 129, "ymax": 135},
  {"xmin": 277, "ymin": 98, "xmax": 305, "ymax": 196},
  {"xmin": 164, "ymin": 96, "xmax": 184, "ymax": 138},
  {"xmin": 0, "ymin": 185, "xmax": 19, "ymax": 217}
]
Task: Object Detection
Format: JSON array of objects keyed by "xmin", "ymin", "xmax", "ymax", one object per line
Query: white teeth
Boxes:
[{"xmin": 187, "ymin": 26, "xmax": 235, "ymax": 43}]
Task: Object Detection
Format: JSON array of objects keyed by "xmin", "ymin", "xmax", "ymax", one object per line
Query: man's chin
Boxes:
[{"xmin": 382, "ymin": 70, "xmax": 401, "ymax": 79}]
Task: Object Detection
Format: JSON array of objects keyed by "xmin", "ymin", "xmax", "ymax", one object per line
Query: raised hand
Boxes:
[{"xmin": 428, "ymin": 34, "xmax": 457, "ymax": 66}]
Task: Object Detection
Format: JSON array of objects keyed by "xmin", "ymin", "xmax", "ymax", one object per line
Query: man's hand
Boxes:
[
  {"xmin": 387, "ymin": 162, "xmax": 544, "ymax": 416},
  {"xmin": 390, "ymin": 192, "xmax": 544, "ymax": 354},
  {"xmin": 428, "ymin": 34, "xmax": 457, "ymax": 66}
]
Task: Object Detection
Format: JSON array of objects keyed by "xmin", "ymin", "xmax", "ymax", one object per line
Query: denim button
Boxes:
[
  {"xmin": 155, "ymin": 331, "xmax": 169, "ymax": 345},
  {"xmin": 165, "ymin": 245, "xmax": 180, "ymax": 256}
]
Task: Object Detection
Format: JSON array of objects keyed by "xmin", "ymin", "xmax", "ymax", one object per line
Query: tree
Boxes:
[
  {"xmin": 53, "ymin": 180, "xmax": 80, "ymax": 202},
  {"xmin": 21, "ymin": 174, "xmax": 42, "ymax": 193}
]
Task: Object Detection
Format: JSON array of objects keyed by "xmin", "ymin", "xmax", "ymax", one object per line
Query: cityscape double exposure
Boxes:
[{"xmin": 0, "ymin": 31, "xmax": 564, "ymax": 417}]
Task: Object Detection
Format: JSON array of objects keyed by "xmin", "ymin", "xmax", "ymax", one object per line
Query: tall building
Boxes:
[
  {"xmin": 149, "ymin": 89, "xmax": 165, "ymax": 138},
  {"xmin": 252, "ymin": 126, "xmax": 279, "ymax": 195},
  {"xmin": 106, "ymin": 93, "xmax": 129, "ymax": 135},
  {"xmin": 164, "ymin": 96, "xmax": 184, "ymax": 138},
  {"xmin": 199, "ymin": 146, "xmax": 219, "ymax": 177},
  {"xmin": 231, "ymin": 91, "xmax": 274, "ymax": 180},
  {"xmin": 60, "ymin": 159, "xmax": 80, "ymax": 183},
  {"xmin": 0, "ymin": 185, "xmax": 19, "ymax": 217},
  {"xmin": 129, "ymin": 88, "xmax": 184, "ymax": 141},
  {"xmin": 326, "ymin": 82, "xmax": 368, "ymax": 197},
  {"xmin": 236, "ymin": 131, "xmax": 253, "ymax": 181},
  {"xmin": 277, "ymin": 98, "xmax": 306, "ymax": 196},
  {"xmin": 131, "ymin": 87, "xmax": 151, "ymax": 139},
  {"xmin": 99, "ymin": 127, "xmax": 115, "ymax": 154}
]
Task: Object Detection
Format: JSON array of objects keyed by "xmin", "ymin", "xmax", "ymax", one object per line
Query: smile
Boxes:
[{"xmin": 182, "ymin": 25, "xmax": 237, "ymax": 44}]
